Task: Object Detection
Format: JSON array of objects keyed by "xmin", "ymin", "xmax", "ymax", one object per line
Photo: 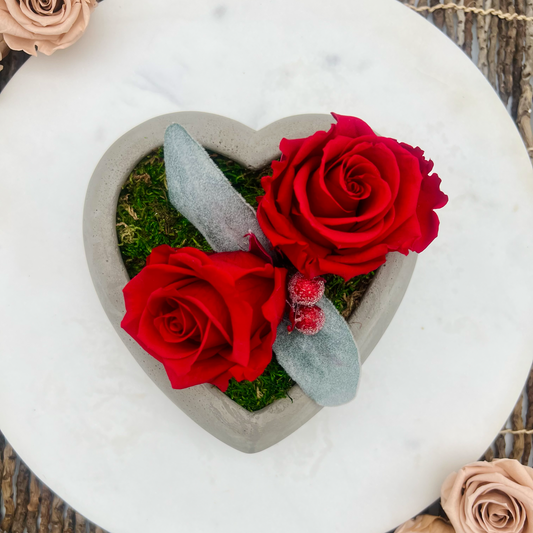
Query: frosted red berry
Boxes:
[
  {"xmin": 288, "ymin": 273, "xmax": 325, "ymax": 306},
  {"xmin": 294, "ymin": 305, "xmax": 326, "ymax": 336}
]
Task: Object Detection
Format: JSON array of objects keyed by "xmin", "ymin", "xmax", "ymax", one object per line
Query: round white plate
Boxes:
[{"xmin": 1, "ymin": 1, "xmax": 532, "ymax": 532}]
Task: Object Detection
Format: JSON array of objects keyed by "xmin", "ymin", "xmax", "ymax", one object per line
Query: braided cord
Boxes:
[{"xmin": 407, "ymin": 3, "xmax": 533, "ymax": 22}]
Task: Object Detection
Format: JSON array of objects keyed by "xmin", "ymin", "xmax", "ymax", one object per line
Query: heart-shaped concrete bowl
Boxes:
[{"xmin": 83, "ymin": 111, "xmax": 417, "ymax": 453}]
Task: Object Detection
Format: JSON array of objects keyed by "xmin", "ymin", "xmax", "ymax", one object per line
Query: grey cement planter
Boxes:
[{"xmin": 83, "ymin": 112, "xmax": 417, "ymax": 453}]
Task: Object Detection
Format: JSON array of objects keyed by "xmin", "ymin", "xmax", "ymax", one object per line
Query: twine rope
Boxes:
[
  {"xmin": 407, "ymin": 3, "xmax": 533, "ymax": 22},
  {"xmin": 500, "ymin": 429, "xmax": 533, "ymax": 435}
]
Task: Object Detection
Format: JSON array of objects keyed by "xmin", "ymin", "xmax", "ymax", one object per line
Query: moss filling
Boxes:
[{"xmin": 116, "ymin": 148, "xmax": 374, "ymax": 412}]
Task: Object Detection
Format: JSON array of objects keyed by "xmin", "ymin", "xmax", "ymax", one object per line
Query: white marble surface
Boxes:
[{"xmin": 1, "ymin": 0, "xmax": 533, "ymax": 532}]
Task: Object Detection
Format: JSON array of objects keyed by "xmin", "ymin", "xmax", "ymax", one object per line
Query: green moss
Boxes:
[
  {"xmin": 116, "ymin": 148, "xmax": 211, "ymax": 278},
  {"xmin": 209, "ymin": 152, "xmax": 269, "ymax": 209},
  {"xmin": 116, "ymin": 147, "xmax": 374, "ymax": 412},
  {"xmin": 324, "ymin": 272, "xmax": 375, "ymax": 318},
  {"xmin": 224, "ymin": 360, "xmax": 296, "ymax": 411}
]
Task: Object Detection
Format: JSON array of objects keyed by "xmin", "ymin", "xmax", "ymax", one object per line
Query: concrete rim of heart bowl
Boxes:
[{"xmin": 83, "ymin": 111, "xmax": 417, "ymax": 453}]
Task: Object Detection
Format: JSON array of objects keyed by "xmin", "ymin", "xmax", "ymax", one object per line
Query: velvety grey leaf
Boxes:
[
  {"xmin": 274, "ymin": 298, "xmax": 360, "ymax": 407},
  {"xmin": 164, "ymin": 123, "xmax": 273, "ymax": 255}
]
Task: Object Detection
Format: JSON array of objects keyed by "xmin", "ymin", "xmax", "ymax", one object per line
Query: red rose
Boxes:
[
  {"xmin": 121, "ymin": 245, "xmax": 287, "ymax": 391},
  {"xmin": 256, "ymin": 113, "xmax": 448, "ymax": 280}
]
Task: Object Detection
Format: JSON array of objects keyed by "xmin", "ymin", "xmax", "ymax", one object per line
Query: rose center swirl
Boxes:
[
  {"xmin": 478, "ymin": 498, "xmax": 515, "ymax": 529},
  {"xmin": 24, "ymin": 0, "xmax": 65, "ymax": 15},
  {"xmin": 344, "ymin": 175, "xmax": 370, "ymax": 198}
]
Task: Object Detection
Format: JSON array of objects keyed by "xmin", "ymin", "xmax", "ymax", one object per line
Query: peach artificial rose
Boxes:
[
  {"xmin": 0, "ymin": 0, "xmax": 97, "ymax": 56},
  {"xmin": 441, "ymin": 459, "xmax": 533, "ymax": 533},
  {"xmin": 395, "ymin": 515, "xmax": 455, "ymax": 533}
]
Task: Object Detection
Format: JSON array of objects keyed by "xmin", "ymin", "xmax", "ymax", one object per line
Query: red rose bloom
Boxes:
[
  {"xmin": 121, "ymin": 245, "xmax": 287, "ymax": 391},
  {"xmin": 256, "ymin": 113, "xmax": 448, "ymax": 280}
]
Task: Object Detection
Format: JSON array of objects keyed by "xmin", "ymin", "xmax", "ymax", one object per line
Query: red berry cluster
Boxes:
[{"xmin": 287, "ymin": 273, "xmax": 326, "ymax": 335}]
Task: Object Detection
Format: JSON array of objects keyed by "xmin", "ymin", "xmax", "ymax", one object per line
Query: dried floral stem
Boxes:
[
  {"xmin": 25, "ymin": 474, "xmax": 40, "ymax": 533},
  {"xmin": 12, "ymin": 462, "xmax": 30, "ymax": 533},
  {"xmin": 464, "ymin": 4, "xmax": 475, "ymax": 55},
  {"xmin": 522, "ymin": 368, "xmax": 533, "ymax": 464},
  {"xmin": 496, "ymin": 433, "xmax": 507, "ymax": 458},
  {"xmin": 38, "ymin": 485, "xmax": 53, "ymax": 533},
  {"xmin": 418, "ymin": 0, "xmax": 430, "ymax": 17},
  {"xmin": 510, "ymin": 394, "xmax": 525, "ymax": 459},
  {"xmin": 484, "ymin": 446, "xmax": 495, "ymax": 461},
  {"xmin": 498, "ymin": 15, "xmax": 508, "ymax": 96},
  {"xmin": 478, "ymin": 0, "xmax": 490, "ymax": 75},
  {"xmin": 486, "ymin": 0, "xmax": 494, "ymax": 29},
  {"xmin": 63, "ymin": 507, "xmax": 75, "ymax": 533},
  {"xmin": 488, "ymin": 0, "xmax": 500, "ymax": 87},
  {"xmin": 74, "ymin": 513, "xmax": 86, "ymax": 533},
  {"xmin": 517, "ymin": 0, "xmax": 533, "ymax": 160},
  {"xmin": 432, "ymin": 0, "xmax": 446, "ymax": 28},
  {"xmin": 444, "ymin": 0, "xmax": 457, "ymax": 38},
  {"xmin": 512, "ymin": 0, "xmax": 526, "ymax": 119},
  {"xmin": 50, "ymin": 495, "xmax": 65, "ymax": 533},
  {"xmin": 0, "ymin": 432, "xmax": 5, "ymax": 489},
  {"xmin": 457, "ymin": 0, "xmax": 467, "ymax": 44},
  {"xmin": 1, "ymin": 443, "xmax": 17, "ymax": 532},
  {"xmin": 503, "ymin": 0, "xmax": 518, "ymax": 104}
]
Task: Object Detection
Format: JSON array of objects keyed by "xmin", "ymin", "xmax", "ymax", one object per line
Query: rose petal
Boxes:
[{"xmin": 331, "ymin": 112, "xmax": 376, "ymax": 138}]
